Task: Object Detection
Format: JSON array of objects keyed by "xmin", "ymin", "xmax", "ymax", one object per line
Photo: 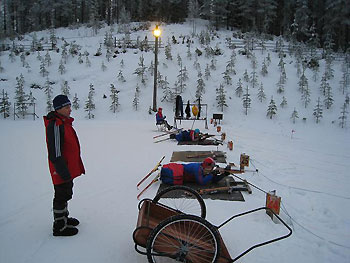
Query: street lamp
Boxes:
[{"xmin": 152, "ymin": 24, "xmax": 161, "ymax": 112}]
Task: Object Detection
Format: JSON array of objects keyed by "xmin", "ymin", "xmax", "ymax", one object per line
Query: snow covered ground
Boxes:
[{"xmin": 1, "ymin": 20, "xmax": 349, "ymax": 263}]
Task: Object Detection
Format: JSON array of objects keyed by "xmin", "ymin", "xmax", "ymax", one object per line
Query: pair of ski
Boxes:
[
  {"xmin": 153, "ymin": 128, "xmax": 183, "ymax": 143},
  {"xmin": 136, "ymin": 156, "xmax": 165, "ymax": 200}
]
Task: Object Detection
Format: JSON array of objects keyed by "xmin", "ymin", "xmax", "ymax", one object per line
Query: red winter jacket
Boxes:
[{"xmin": 44, "ymin": 112, "xmax": 85, "ymax": 185}]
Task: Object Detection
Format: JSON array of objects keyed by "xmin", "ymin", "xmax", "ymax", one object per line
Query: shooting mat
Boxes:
[
  {"xmin": 170, "ymin": 151, "xmax": 226, "ymax": 163},
  {"xmin": 177, "ymin": 139, "xmax": 222, "ymax": 146},
  {"xmin": 156, "ymin": 177, "xmax": 245, "ymax": 201}
]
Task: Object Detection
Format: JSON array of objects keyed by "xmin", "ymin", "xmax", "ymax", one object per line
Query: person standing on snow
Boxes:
[
  {"xmin": 160, "ymin": 157, "xmax": 228, "ymax": 185},
  {"xmin": 44, "ymin": 95, "xmax": 85, "ymax": 236}
]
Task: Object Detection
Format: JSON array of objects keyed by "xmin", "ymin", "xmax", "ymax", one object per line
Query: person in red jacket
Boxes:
[{"xmin": 44, "ymin": 95, "xmax": 85, "ymax": 236}]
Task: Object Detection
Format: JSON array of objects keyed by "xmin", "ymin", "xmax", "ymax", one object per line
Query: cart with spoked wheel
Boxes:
[{"xmin": 133, "ymin": 185, "xmax": 292, "ymax": 263}]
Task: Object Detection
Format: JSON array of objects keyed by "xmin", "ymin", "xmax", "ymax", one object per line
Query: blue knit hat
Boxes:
[{"xmin": 53, "ymin": 95, "xmax": 71, "ymax": 110}]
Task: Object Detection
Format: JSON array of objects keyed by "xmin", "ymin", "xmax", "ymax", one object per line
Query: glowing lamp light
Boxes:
[{"xmin": 153, "ymin": 26, "xmax": 161, "ymax": 38}]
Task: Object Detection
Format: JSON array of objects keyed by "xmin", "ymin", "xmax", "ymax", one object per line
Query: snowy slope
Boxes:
[{"xmin": 0, "ymin": 20, "xmax": 349, "ymax": 263}]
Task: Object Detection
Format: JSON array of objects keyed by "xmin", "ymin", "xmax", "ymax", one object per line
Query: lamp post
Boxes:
[{"xmin": 152, "ymin": 25, "xmax": 161, "ymax": 112}]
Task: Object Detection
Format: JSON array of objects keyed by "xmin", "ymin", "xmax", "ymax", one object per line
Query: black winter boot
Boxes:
[
  {"xmin": 65, "ymin": 203, "xmax": 80, "ymax": 226},
  {"xmin": 67, "ymin": 217, "xmax": 80, "ymax": 226},
  {"xmin": 53, "ymin": 207, "xmax": 78, "ymax": 236}
]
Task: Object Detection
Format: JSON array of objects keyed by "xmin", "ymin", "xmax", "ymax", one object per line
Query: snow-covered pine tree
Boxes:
[
  {"xmin": 205, "ymin": 64, "xmax": 211, "ymax": 80},
  {"xmin": 261, "ymin": 59, "xmax": 268, "ymax": 76},
  {"xmin": 101, "ymin": 61, "xmax": 107, "ymax": 72},
  {"xmin": 160, "ymin": 76, "xmax": 172, "ymax": 102},
  {"xmin": 49, "ymin": 27, "xmax": 57, "ymax": 48},
  {"xmin": 298, "ymin": 68, "xmax": 308, "ymax": 94},
  {"xmin": 40, "ymin": 59, "xmax": 49, "ymax": 77},
  {"xmin": 177, "ymin": 54, "xmax": 182, "ymax": 67},
  {"xmin": 236, "ymin": 79, "xmax": 244, "ymax": 98},
  {"xmin": 61, "ymin": 46, "xmax": 68, "ymax": 64},
  {"xmin": 324, "ymin": 84, "xmax": 334, "ymax": 109},
  {"xmin": 186, "ymin": 44, "xmax": 192, "ymax": 61},
  {"xmin": 251, "ymin": 53, "xmax": 257, "ymax": 70},
  {"xmin": 266, "ymin": 53, "xmax": 271, "ymax": 66},
  {"xmin": 118, "ymin": 70, "xmax": 126, "ymax": 83},
  {"xmin": 320, "ymin": 73, "xmax": 329, "ymax": 96},
  {"xmin": 78, "ymin": 53, "xmax": 84, "ymax": 64},
  {"xmin": 242, "ymin": 86, "xmax": 251, "ymax": 115},
  {"xmin": 222, "ymin": 70, "xmax": 232, "ymax": 85},
  {"xmin": 44, "ymin": 77, "xmax": 53, "ymax": 113},
  {"xmin": 216, "ymin": 83, "xmax": 227, "ymax": 112},
  {"xmin": 58, "ymin": 59, "xmax": 66, "ymax": 75},
  {"xmin": 165, "ymin": 40, "xmax": 173, "ymax": 60},
  {"xmin": 193, "ymin": 56, "xmax": 201, "ymax": 71},
  {"xmin": 280, "ymin": 96, "xmax": 288, "ymax": 108},
  {"xmin": 148, "ymin": 61, "xmax": 154, "ymax": 76},
  {"xmin": 0, "ymin": 90, "xmax": 11, "ymax": 118},
  {"xmin": 20, "ymin": 52, "xmax": 26, "ymax": 67},
  {"xmin": 14, "ymin": 74, "xmax": 28, "ymax": 118},
  {"xmin": 134, "ymin": 55, "xmax": 147, "ymax": 85},
  {"xmin": 276, "ymin": 74, "xmax": 285, "ymax": 94},
  {"xmin": 85, "ymin": 55, "xmax": 91, "ymax": 67},
  {"xmin": 339, "ymin": 102, "xmax": 348, "ymax": 128},
  {"xmin": 9, "ymin": 50, "xmax": 16, "ymax": 62},
  {"xmin": 72, "ymin": 93, "xmax": 80, "ymax": 110},
  {"xmin": 301, "ymin": 83, "xmax": 311, "ymax": 108},
  {"xmin": 291, "ymin": 108, "xmax": 299, "ymax": 124},
  {"xmin": 176, "ymin": 64, "xmax": 187, "ymax": 93},
  {"xmin": 133, "ymin": 86, "xmax": 140, "ymax": 111},
  {"xmin": 61, "ymin": 81, "xmax": 70, "ymax": 97},
  {"xmin": 109, "ymin": 84, "xmax": 120, "ymax": 114},
  {"xmin": 45, "ymin": 50, "xmax": 52, "ymax": 67},
  {"xmin": 267, "ymin": 97, "xmax": 278, "ymax": 119},
  {"xmin": 210, "ymin": 57, "xmax": 216, "ymax": 70},
  {"xmin": 195, "ymin": 73, "xmax": 205, "ymax": 101},
  {"xmin": 36, "ymin": 51, "xmax": 42, "ymax": 61},
  {"xmin": 339, "ymin": 70, "xmax": 349, "ymax": 95},
  {"xmin": 0, "ymin": 60, "xmax": 4, "ymax": 72},
  {"xmin": 250, "ymin": 71, "xmax": 258, "ymax": 89},
  {"xmin": 226, "ymin": 54, "xmax": 236, "ymax": 75},
  {"xmin": 324, "ymin": 55, "xmax": 334, "ymax": 80},
  {"xmin": 27, "ymin": 91, "xmax": 36, "ymax": 106},
  {"xmin": 243, "ymin": 69, "xmax": 249, "ymax": 82},
  {"xmin": 85, "ymin": 84, "xmax": 95, "ymax": 119},
  {"xmin": 106, "ymin": 48, "xmax": 112, "ymax": 62},
  {"xmin": 257, "ymin": 83, "xmax": 266, "ymax": 102},
  {"xmin": 313, "ymin": 97, "xmax": 323, "ymax": 123}
]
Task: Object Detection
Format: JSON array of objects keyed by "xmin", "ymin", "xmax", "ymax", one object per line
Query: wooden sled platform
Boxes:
[
  {"xmin": 178, "ymin": 139, "xmax": 222, "ymax": 146},
  {"xmin": 171, "ymin": 151, "xmax": 226, "ymax": 163}
]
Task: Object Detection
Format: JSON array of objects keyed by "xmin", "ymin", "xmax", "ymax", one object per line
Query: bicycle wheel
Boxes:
[
  {"xmin": 146, "ymin": 214, "xmax": 221, "ymax": 263},
  {"xmin": 153, "ymin": 185, "xmax": 206, "ymax": 218}
]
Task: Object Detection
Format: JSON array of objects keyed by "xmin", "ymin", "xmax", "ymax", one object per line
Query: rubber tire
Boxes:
[
  {"xmin": 146, "ymin": 214, "xmax": 221, "ymax": 263},
  {"xmin": 152, "ymin": 185, "xmax": 206, "ymax": 218}
]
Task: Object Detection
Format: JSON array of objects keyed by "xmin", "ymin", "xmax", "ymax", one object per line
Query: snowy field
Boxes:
[{"xmin": 1, "ymin": 20, "xmax": 350, "ymax": 263}]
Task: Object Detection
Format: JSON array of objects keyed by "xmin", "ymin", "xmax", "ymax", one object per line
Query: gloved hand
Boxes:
[
  {"xmin": 163, "ymin": 115, "xmax": 166, "ymax": 119},
  {"xmin": 225, "ymin": 165, "xmax": 231, "ymax": 171}
]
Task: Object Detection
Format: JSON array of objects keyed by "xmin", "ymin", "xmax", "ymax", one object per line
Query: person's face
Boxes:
[{"xmin": 57, "ymin": 105, "xmax": 72, "ymax": 118}]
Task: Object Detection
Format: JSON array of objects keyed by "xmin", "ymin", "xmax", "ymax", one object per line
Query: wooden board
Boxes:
[
  {"xmin": 170, "ymin": 151, "xmax": 226, "ymax": 163},
  {"xmin": 177, "ymin": 139, "xmax": 222, "ymax": 146}
]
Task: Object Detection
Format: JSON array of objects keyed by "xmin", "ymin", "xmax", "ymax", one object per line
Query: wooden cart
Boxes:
[{"xmin": 133, "ymin": 185, "xmax": 292, "ymax": 263}]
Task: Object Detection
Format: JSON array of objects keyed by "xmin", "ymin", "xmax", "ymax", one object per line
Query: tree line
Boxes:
[{"xmin": 1, "ymin": 0, "xmax": 349, "ymax": 51}]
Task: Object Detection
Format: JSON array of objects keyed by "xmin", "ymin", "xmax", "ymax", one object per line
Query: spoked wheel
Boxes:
[
  {"xmin": 146, "ymin": 214, "xmax": 221, "ymax": 263},
  {"xmin": 152, "ymin": 185, "xmax": 206, "ymax": 218}
]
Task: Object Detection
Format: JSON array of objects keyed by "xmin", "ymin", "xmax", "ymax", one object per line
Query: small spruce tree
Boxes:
[
  {"xmin": 267, "ymin": 97, "xmax": 278, "ymax": 119},
  {"xmin": 313, "ymin": 97, "xmax": 323, "ymax": 123},
  {"xmin": 85, "ymin": 84, "xmax": 95, "ymax": 119}
]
